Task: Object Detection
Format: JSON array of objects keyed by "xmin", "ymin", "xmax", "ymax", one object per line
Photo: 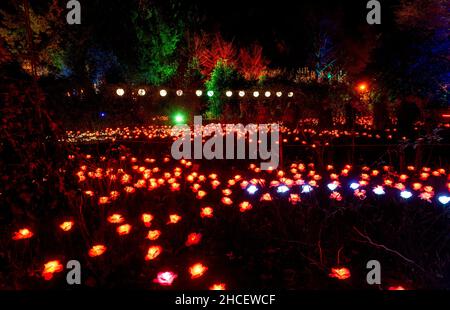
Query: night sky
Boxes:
[{"xmin": 72, "ymin": 0, "xmax": 399, "ymax": 69}]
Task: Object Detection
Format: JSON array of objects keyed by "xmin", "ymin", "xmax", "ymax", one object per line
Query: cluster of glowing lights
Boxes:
[
  {"xmin": 115, "ymin": 88, "xmax": 295, "ymax": 98},
  {"xmin": 10, "ymin": 152, "xmax": 449, "ymax": 290}
]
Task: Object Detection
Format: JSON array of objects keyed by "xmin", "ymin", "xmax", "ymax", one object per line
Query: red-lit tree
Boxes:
[
  {"xmin": 194, "ymin": 33, "xmax": 237, "ymax": 78},
  {"xmin": 238, "ymin": 44, "xmax": 268, "ymax": 81}
]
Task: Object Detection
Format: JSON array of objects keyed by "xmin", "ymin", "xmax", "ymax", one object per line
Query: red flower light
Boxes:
[
  {"xmin": 260, "ymin": 193, "xmax": 272, "ymax": 201},
  {"xmin": 200, "ymin": 207, "xmax": 214, "ymax": 218},
  {"xmin": 153, "ymin": 271, "xmax": 177, "ymax": 286},
  {"xmin": 189, "ymin": 263, "xmax": 208, "ymax": 279},
  {"xmin": 239, "ymin": 201, "xmax": 253, "ymax": 212},
  {"xmin": 329, "ymin": 267, "xmax": 351, "ymax": 280},
  {"xmin": 12, "ymin": 228, "xmax": 34, "ymax": 240},
  {"xmin": 185, "ymin": 233, "xmax": 202, "ymax": 247},
  {"xmin": 147, "ymin": 230, "xmax": 161, "ymax": 241},
  {"xmin": 210, "ymin": 282, "xmax": 227, "ymax": 290},
  {"xmin": 141, "ymin": 213, "xmax": 154, "ymax": 227},
  {"xmin": 168, "ymin": 214, "xmax": 182, "ymax": 224},
  {"xmin": 388, "ymin": 285, "xmax": 406, "ymax": 290},
  {"xmin": 145, "ymin": 245, "xmax": 162, "ymax": 261},
  {"xmin": 59, "ymin": 221, "xmax": 74, "ymax": 232},
  {"xmin": 221, "ymin": 197, "xmax": 233, "ymax": 206},
  {"xmin": 89, "ymin": 244, "xmax": 107, "ymax": 257},
  {"xmin": 42, "ymin": 260, "xmax": 63, "ymax": 281},
  {"xmin": 117, "ymin": 224, "xmax": 132, "ymax": 235},
  {"xmin": 108, "ymin": 213, "xmax": 125, "ymax": 224}
]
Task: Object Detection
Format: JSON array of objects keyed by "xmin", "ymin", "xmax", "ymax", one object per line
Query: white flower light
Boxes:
[
  {"xmin": 138, "ymin": 89, "xmax": 146, "ymax": 96},
  {"xmin": 327, "ymin": 182, "xmax": 338, "ymax": 191},
  {"xmin": 239, "ymin": 91, "xmax": 245, "ymax": 97},
  {"xmin": 349, "ymin": 182, "xmax": 360, "ymax": 190},
  {"xmin": 176, "ymin": 90, "xmax": 183, "ymax": 96},
  {"xmin": 277, "ymin": 185, "xmax": 289, "ymax": 193},
  {"xmin": 301, "ymin": 184, "xmax": 313, "ymax": 193},
  {"xmin": 373, "ymin": 186, "xmax": 385, "ymax": 195},
  {"xmin": 438, "ymin": 195, "xmax": 450, "ymax": 205},
  {"xmin": 207, "ymin": 90, "xmax": 214, "ymax": 97},
  {"xmin": 160, "ymin": 89, "xmax": 167, "ymax": 97},
  {"xmin": 196, "ymin": 90, "xmax": 203, "ymax": 97},
  {"xmin": 264, "ymin": 91, "xmax": 271, "ymax": 97},
  {"xmin": 288, "ymin": 92, "xmax": 294, "ymax": 98},
  {"xmin": 247, "ymin": 185, "xmax": 258, "ymax": 195},
  {"xmin": 253, "ymin": 91, "xmax": 260, "ymax": 98},
  {"xmin": 400, "ymin": 190, "xmax": 413, "ymax": 199},
  {"xmin": 226, "ymin": 91, "xmax": 232, "ymax": 97},
  {"xmin": 276, "ymin": 91, "xmax": 282, "ymax": 97}
]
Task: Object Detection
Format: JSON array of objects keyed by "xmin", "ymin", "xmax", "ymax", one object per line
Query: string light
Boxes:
[
  {"xmin": 138, "ymin": 89, "xmax": 146, "ymax": 96},
  {"xmin": 159, "ymin": 89, "xmax": 167, "ymax": 97},
  {"xmin": 196, "ymin": 90, "xmax": 203, "ymax": 97},
  {"xmin": 116, "ymin": 88, "xmax": 125, "ymax": 96}
]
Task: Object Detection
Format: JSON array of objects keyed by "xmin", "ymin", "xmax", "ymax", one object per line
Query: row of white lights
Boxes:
[{"xmin": 116, "ymin": 88, "xmax": 295, "ymax": 98}]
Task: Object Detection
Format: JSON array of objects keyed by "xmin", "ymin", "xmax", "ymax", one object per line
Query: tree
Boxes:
[
  {"xmin": 205, "ymin": 60, "xmax": 243, "ymax": 118},
  {"xmin": 194, "ymin": 33, "xmax": 237, "ymax": 78},
  {"xmin": 0, "ymin": 0, "xmax": 67, "ymax": 77},
  {"xmin": 238, "ymin": 44, "xmax": 268, "ymax": 82},
  {"xmin": 132, "ymin": 3, "xmax": 181, "ymax": 85}
]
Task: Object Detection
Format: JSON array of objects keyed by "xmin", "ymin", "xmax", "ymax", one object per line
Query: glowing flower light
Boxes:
[
  {"xmin": 108, "ymin": 213, "xmax": 125, "ymax": 224},
  {"xmin": 159, "ymin": 89, "xmax": 167, "ymax": 97},
  {"xmin": 438, "ymin": 195, "xmax": 450, "ymax": 205},
  {"xmin": 88, "ymin": 244, "xmax": 107, "ymax": 257},
  {"xmin": 400, "ymin": 190, "xmax": 413, "ymax": 199},
  {"xmin": 239, "ymin": 91, "xmax": 245, "ymax": 97},
  {"xmin": 185, "ymin": 233, "xmax": 202, "ymax": 246},
  {"xmin": 253, "ymin": 91, "xmax": 260, "ymax": 97},
  {"xmin": 200, "ymin": 207, "xmax": 214, "ymax": 218},
  {"xmin": 246, "ymin": 185, "xmax": 258, "ymax": 195},
  {"xmin": 239, "ymin": 201, "xmax": 253, "ymax": 212},
  {"xmin": 388, "ymin": 286, "xmax": 406, "ymax": 290},
  {"xmin": 210, "ymin": 283, "xmax": 227, "ymax": 290},
  {"xmin": 207, "ymin": 90, "xmax": 214, "ymax": 97},
  {"xmin": 301, "ymin": 184, "xmax": 313, "ymax": 193},
  {"xmin": 277, "ymin": 185, "xmax": 289, "ymax": 193},
  {"xmin": 141, "ymin": 213, "xmax": 154, "ymax": 227},
  {"xmin": 138, "ymin": 89, "xmax": 146, "ymax": 96},
  {"xmin": 42, "ymin": 260, "xmax": 64, "ymax": 280},
  {"xmin": 221, "ymin": 197, "xmax": 233, "ymax": 205},
  {"xmin": 327, "ymin": 182, "xmax": 339, "ymax": 191},
  {"xmin": 147, "ymin": 230, "xmax": 161, "ymax": 241},
  {"xmin": 373, "ymin": 186, "xmax": 385, "ymax": 195},
  {"xmin": 59, "ymin": 221, "xmax": 74, "ymax": 232},
  {"xmin": 12, "ymin": 228, "xmax": 34, "ymax": 240},
  {"xmin": 189, "ymin": 263, "xmax": 208, "ymax": 279},
  {"xmin": 196, "ymin": 90, "xmax": 203, "ymax": 97},
  {"xmin": 168, "ymin": 214, "xmax": 182, "ymax": 224},
  {"xmin": 117, "ymin": 224, "xmax": 132, "ymax": 236},
  {"xmin": 153, "ymin": 271, "xmax": 177, "ymax": 286},
  {"xmin": 226, "ymin": 90, "xmax": 232, "ymax": 97},
  {"xmin": 329, "ymin": 267, "xmax": 351, "ymax": 280},
  {"xmin": 260, "ymin": 193, "xmax": 272, "ymax": 201},
  {"xmin": 350, "ymin": 182, "xmax": 360, "ymax": 190},
  {"xmin": 145, "ymin": 245, "xmax": 162, "ymax": 261}
]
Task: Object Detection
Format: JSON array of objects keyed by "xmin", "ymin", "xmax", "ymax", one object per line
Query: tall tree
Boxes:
[{"xmin": 132, "ymin": 2, "xmax": 182, "ymax": 85}]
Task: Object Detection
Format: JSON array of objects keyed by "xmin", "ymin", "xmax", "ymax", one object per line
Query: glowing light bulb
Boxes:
[
  {"xmin": 400, "ymin": 190, "xmax": 413, "ymax": 199},
  {"xmin": 160, "ymin": 89, "xmax": 167, "ymax": 97}
]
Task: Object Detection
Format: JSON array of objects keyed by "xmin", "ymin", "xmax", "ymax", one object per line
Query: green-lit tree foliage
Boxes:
[
  {"xmin": 205, "ymin": 60, "xmax": 243, "ymax": 118},
  {"xmin": 132, "ymin": 3, "xmax": 181, "ymax": 85}
]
